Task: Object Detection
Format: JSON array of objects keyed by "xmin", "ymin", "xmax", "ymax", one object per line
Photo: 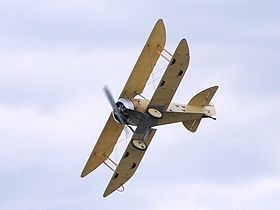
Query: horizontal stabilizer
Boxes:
[{"xmin": 182, "ymin": 119, "xmax": 201, "ymax": 133}]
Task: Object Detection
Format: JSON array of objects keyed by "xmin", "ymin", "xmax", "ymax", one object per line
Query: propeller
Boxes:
[
  {"xmin": 103, "ymin": 86, "xmax": 135, "ymax": 135},
  {"xmin": 103, "ymin": 85, "xmax": 125, "ymax": 125}
]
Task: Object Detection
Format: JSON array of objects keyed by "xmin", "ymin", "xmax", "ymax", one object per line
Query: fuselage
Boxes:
[
  {"xmin": 112, "ymin": 98, "xmax": 216, "ymax": 126},
  {"xmin": 126, "ymin": 98, "xmax": 215, "ymax": 115}
]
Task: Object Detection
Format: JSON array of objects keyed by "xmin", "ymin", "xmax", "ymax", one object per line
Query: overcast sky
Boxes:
[{"xmin": 1, "ymin": 0, "xmax": 280, "ymax": 209}]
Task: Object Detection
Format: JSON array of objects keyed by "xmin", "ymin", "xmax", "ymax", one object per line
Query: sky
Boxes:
[{"xmin": 0, "ymin": 0, "xmax": 280, "ymax": 209}]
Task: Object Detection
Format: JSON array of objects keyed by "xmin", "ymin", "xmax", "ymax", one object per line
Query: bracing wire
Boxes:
[
  {"xmin": 114, "ymin": 127, "xmax": 131, "ymax": 162},
  {"xmin": 96, "ymin": 62, "xmax": 168, "ymax": 158},
  {"xmin": 145, "ymin": 64, "xmax": 168, "ymax": 89},
  {"xmin": 152, "ymin": 73, "xmax": 155, "ymax": 90},
  {"xmin": 125, "ymin": 126, "xmax": 129, "ymax": 146},
  {"xmin": 152, "ymin": 64, "xmax": 168, "ymax": 75}
]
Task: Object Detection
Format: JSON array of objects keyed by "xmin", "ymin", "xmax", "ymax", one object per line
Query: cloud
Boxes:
[
  {"xmin": 0, "ymin": 0, "xmax": 279, "ymax": 209},
  {"xmin": 0, "ymin": 47, "xmax": 140, "ymax": 108},
  {"xmin": 141, "ymin": 176, "xmax": 280, "ymax": 210}
]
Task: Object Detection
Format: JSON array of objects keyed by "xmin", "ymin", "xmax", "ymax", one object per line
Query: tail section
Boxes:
[
  {"xmin": 183, "ymin": 86, "xmax": 218, "ymax": 132},
  {"xmin": 188, "ymin": 86, "xmax": 218, "ymax": 107}
]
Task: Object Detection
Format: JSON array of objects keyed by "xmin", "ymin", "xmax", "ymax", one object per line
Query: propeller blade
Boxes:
[
  {"xmin": 103, "ymin": 85, "xmax": 118, "ymax": 111},
  {"xmin": 103, "ymin": 85, "xmax": 125, "ymax": 125}
]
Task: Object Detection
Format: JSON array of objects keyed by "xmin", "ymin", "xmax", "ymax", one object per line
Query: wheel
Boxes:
[
  {"xmin": 132, "ymin": 139, "xmax": 147, "ymax": 151},
  {"xmin": 147, "ymin": 108, "xmax": 162, "ymax": 119}
]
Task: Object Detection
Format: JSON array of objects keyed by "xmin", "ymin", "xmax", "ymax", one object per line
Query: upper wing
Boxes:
[
  {"xmin": 81, "ymin": 19, "xmax": 165, "ymax": 178},
  {"xmin": 119, "ymin": 19, "xmax": 166, "ymax": 99},
  {"xmin": 146, "ymin": 39, "xmax": 190, "ymax": 112},
  {"xmin": 81, "ymin": 115, "xmax": 124, "ymax": 178},
  {"xmin": 103, "ymin": 128, "xmax": 157, "ymax": 197}
]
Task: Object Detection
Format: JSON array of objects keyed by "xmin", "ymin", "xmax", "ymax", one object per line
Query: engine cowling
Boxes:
[{"xmin": 112, "ymin": 98, "xmax": 134, "ymax": 124}]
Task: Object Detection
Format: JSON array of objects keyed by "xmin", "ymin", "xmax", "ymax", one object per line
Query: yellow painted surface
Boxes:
[
  {"xmin": 81, "ymin": 19, "xmax": 219, "ymax": 196},
  {"xmin": 119, "ymin": 19, "xmax": 166, "ymax": 99},
  {"xmin": 81, "ymin": 115, "xmax": 124, "ymax": 177},
  {"xmin": 103, "ymin": 129, "xmax": 157, "ymax": 197},
  {"xmin": 147, "ymin": 39, "xmax": 190, "ymax": 112},
  {"xmin": 131, "ymin": 98, "xmax": 149, "ymax": 112},
  {"xmin": 188, "ymin": 86, "xmax": 218, "ymax": 107}
]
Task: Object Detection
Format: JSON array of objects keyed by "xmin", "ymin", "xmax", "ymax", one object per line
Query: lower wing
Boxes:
[
  {"xmin": 81, "ymin": 114, "xmax": 124, "ymax": 178},
  {"xmin": 103, "ymin": 128, "xmax": 157, "ymax": 197}
]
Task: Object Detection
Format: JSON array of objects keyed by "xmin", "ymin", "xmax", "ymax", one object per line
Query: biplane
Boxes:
[{"xmin": 81, "ymin": 19, "xmax": 218, "ymax": 197}]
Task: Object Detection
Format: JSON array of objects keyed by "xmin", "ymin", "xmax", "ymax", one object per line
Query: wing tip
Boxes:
[
  {"xmin": 103, "ymin": 188, "xmax": 113, "ymax": 197},
  {"xmin": 80, "ymin": 170, "xmax": 88, "ymax": 178},
  {"xmin": 154, "ymin": 19, "xmax": 166, "ymax": 41},
  {"xmin": 80, "ymin": 167, "xmax": 92, "ymax": 178},
  {"xmin": 157, "ymin": 18, "xmax": 164, "ymax": 25},
  {"xmin": 179, "ymin": 38, "xmax": 189, "ymax": 52}
]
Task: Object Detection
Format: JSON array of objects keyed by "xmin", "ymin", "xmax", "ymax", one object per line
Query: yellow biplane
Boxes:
[{"xmin": 81, "ymin": 19, "xmax": 218, "ymax": 197}]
